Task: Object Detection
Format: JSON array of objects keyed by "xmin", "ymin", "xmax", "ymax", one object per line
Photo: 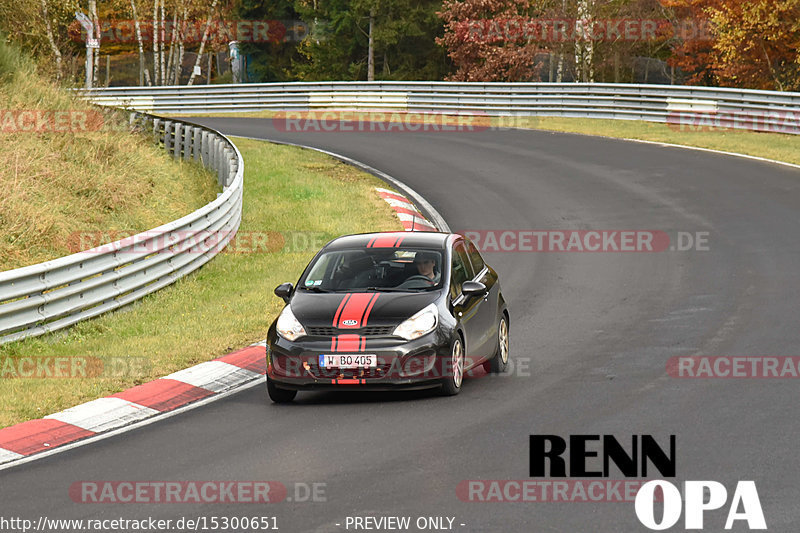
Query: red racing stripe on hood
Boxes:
[
  {"xmin": 333, "ymin": 293, "xmax": 379, "ymax": 329},
  {"xmin": 332, "ymin": 293, "xmax": 351, "ymax": 328}
]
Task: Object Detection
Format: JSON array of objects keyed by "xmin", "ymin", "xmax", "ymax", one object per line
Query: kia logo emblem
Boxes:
[{"xmin": 342, "ymin": 319, "xmax": 358, "ymax": 326}]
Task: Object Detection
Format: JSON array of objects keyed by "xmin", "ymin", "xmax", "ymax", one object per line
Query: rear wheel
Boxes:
[
  {"xmin": 267, "ymin": 378, "xmax": 297, "ymax": 403},
  {"xmin": 440, "ymin": 336, "xmax": 464, "ymax": 396},
  {"xmin": 484, "ymin": 315, "xmax": 509, "ymax": 374}
]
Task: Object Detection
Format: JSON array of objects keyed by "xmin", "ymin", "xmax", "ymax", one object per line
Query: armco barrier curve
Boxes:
[
  {"xmin": 0, "ymin": 113, "xmax": 243, "ymax": 345},
  {"xmin": 80, "ymin": 82, "xmax": 800, "ymax": 134}
]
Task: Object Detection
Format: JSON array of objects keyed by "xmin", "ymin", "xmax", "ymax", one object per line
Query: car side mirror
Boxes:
[
  {"xmin": 462, "ymin": 280, "xmax": 487, "ymax": 297},
  {"xmin": 274, "ymin": 282, "xmax": 293, "ymax": 303}
]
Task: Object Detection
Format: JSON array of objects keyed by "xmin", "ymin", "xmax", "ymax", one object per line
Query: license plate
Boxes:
[{"xmin": 319, "ymin": 354, "xmax": 377, "ymax": 368}]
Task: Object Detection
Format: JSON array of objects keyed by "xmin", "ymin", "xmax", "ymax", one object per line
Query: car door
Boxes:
[
  {"xmin": 465, "ymin": 238, "xmax": 498, "ymax": 360},
  {"xmin": 449, "ymin": 241, "xmax": 486, "ymax": 368}
]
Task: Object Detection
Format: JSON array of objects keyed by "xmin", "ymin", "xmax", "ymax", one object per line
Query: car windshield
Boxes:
[{"xmin": 299, "ymin": 248, "xmax": 445, "ymax": 292}]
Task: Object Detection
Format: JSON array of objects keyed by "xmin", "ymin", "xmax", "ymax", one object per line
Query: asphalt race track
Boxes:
[{"xmin": 2, "ymin": 118, "xmax": 799, "ymax": 532}]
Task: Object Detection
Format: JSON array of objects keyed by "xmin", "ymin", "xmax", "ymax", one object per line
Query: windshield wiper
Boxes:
[
  {"xmin": 300, "ymin": 286, "xmax": 333, "ymax": 293},
  {"xmin": 363, "ymin": 287, "xmax": 415, "ymax": 292}
]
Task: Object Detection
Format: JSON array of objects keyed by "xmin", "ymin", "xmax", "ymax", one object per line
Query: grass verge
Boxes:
[
  {"xmin": 0, "ymin": 40, "xmax": 218, "ymax": 270},
  {"xmin": 0, "ymin": 138, "xmax": 403, "ymax": 428}
]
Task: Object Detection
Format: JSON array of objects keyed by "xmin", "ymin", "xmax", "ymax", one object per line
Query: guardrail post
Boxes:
[
  {"xmin": 129, "ymin": 112, "xmax": 147, "ymax": 132},
  {"xmin": 193, "ymin": 127, "xmax": 202, "ymax": 162},
  {"xmin": 210, "ymin": 134, "xmax": 217, "ymax": 169},
  {"xmin": 215, "ymin": 138, "xmax": 224, "ymax": 186},
  {"xmin": 209, "ymin": 136, "xmax": 217, "ymax": 175},
  {"xmin": 164, "ymin": 121, "xmax": 173, "ymax": 155},
  {"xmin": 183, "ymin": 125, "xmax": 192, "ymax": 161},
  {"xmin": 221, "ymin": 144, "xmax": 227, "ymax": 178},
  {"xmin": 223, "ymin": 147, "xmax": 232, "ymax": 187},
  {"xmin": 201, "ymin": 131, "xmax": 209, "ymax": 165},
  {"xmin": 173, "ymin": 124, "xmax": 183, "ymax": 160},
  {"xmin": 228, "ymin": 150, "xmax": 236, "ymax": 187},
  {"xmin": 153, "ymin": 118, "xmax": 162, "ymax": 145},
  {"xmin": 220, "ymin": 147, "xmax": 227, "ymax": 186}
]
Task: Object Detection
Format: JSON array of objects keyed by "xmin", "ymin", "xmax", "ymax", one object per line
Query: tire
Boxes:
[
  {"xmin": 484, "ymin": 314, "xmax": 509, "ymax": 374},
  {"xmin": 267, "ymin": 377, "xmax": 297, "ymax": 403},
  {"xmin": 440, "ymin": 336, "xmax": 464, "ymax": 396}
]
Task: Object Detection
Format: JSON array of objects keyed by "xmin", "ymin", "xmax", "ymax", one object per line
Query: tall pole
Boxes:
[
  {"xmin": 86, "ymin": 46, "xmax": 93, "ymax": 89},
  {"xmin": 76, "ymin": 12, "xmax": 95, "ymax": 89},
  {"xmin": 367, "ymin": 8, "xmax": 375, "ymax": 82}
]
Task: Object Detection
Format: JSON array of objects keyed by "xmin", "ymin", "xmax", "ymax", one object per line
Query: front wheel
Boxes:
[
  {"xmin": 267, "ymin": 378, "xmax": 297, "ymax": 403},
  {"xmin": 440, "ymin": 336, "xmax": 464, "ymax": 396},
  {"xmin": 484, "ymin": 315, "xmax": 509, "ymax": 374}
]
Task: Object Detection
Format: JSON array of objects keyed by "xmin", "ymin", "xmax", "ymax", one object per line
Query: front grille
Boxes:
[
  {"xmin": 307, "ymin": 362, "xmax": 394, "ymax": 379},
  {"xmin": 306, "ymin": 325, "xmax": 395, "ymax": 337},
  {"xmin": 306, "ymin": 327, "xmax": 336, "ymax": 336}
]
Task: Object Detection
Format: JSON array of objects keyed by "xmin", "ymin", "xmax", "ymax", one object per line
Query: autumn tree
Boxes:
[
  {"xmin": 0, "ymin": 0, "xmax": 80, "ymax": 81},
  {"xmin": 437, "ymin": 0, "xmax": 549, "ymax": 81},
  {"xmin": 709, "ymin": 0, "xmax": 800, "ymax": 90},
  {"xmin": 437, "ymin": 0, "xmax": 673, "ymax": 82},
  {"xmin": 660, "ymin": 0, "xmax": 720, "ymax": 85},
  {"xmin": 663, "ymin": 0, "xmax": 800, "ymax": 90}
]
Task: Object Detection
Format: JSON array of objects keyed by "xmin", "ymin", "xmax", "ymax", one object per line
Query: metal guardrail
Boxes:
[
  {"xmin": 0, "ymin": 113, "xmax": 243, "ymax": 344},
  {"xmin": 81, "ymin": 82, "xmax": 800, "ymax": 134}
]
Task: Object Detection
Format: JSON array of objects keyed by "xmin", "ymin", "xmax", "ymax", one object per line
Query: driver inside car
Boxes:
[{"xmin": 414, "ymin": 252, "xmax": 437, "ymax": 281}]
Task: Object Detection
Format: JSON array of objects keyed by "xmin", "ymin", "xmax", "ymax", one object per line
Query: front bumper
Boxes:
[{"xmin": 266, "ymin": 328, "xmax": 453, "ymax": 391}]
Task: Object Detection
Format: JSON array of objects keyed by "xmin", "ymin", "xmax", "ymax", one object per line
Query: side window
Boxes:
[
  {"xmin": 466, "ymin": 240, "xmax": 485, "ymax": 274},
  {"xmin": 449, "ymin": 243, "xmax": 474, "ymax": 299}
]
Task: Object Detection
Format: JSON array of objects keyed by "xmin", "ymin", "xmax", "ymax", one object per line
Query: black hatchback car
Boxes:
[{"xmin": 266, "ymin": 232, "xmax": 509, "ymax": 402}]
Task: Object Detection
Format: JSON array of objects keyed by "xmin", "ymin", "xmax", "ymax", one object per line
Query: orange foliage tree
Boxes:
[
  {"xmin": 663, "ymin": 0, "xmax": 800, "ymax": 90},
  {"xmin": 709, "ymin": 0, "xmax": 800, "ymax": 90},
  {"xmin": 436, "ymin": 0, "xmax": 553, "ymax": 82}
]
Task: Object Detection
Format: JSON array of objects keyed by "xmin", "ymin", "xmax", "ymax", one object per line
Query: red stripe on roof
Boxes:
[{"xmin": 370, "ymin": 235, "xmax": 403, "ymax": 248}]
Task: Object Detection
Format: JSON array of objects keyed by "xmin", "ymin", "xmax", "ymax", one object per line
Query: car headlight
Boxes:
[
  {"xmin": 393, "ymin": 303, "xmax": 438, "ymax": 341},
  {"xmin": 276, "ymin": 305, "xmax": 306, "ymax": 341}
]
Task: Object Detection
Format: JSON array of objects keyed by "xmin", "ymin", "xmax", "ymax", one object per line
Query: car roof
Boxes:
[{"xmin": 324, "ymin": 231, "xmax": 454, "ymax": 251}]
